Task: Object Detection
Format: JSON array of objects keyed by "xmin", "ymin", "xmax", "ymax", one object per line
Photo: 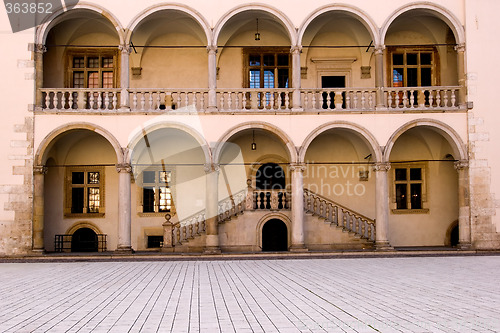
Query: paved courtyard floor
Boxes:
[{"xmin": 0, "ymin": 255, "xmax": 500, "ymax": 332}]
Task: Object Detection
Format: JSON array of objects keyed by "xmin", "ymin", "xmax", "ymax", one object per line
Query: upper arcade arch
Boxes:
[
  {"xmin": 35, "ymin": 123, "xmax": 123, "ymax": 166},
  {"xmin": 383, "ymin": 118, "xmax": 467, "ymax": 162},
  {"xmin": 213, "ymin": 4, "xmax": 296, "ymax": 47},
  {"xmin": 36, "ymin": 3, "xmax": 124, "ymax": 45},
  {"xmin": 125, "ymin": 4, "xmax": 211, "ymax": 46},
  {"xmin": 299, "ymin": 122, "xmax": 382, "ymax": 163},
  {"xmin": 380, "ymin": 2, "xmax": 465, "ymax": 46},
  {"xmin": 298, "ymin": 4, "xmax": 380, "ymax": 47}
]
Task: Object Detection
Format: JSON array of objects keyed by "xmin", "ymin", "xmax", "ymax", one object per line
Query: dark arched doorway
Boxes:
[
  {"xmin": 450, "ymin": 224, "xmax": 459, "ymax": 247},
  {"xmin": 256, "ymin": 163, "xmax": 285, "ymax": 190},
  {"xmin": 71, "ymin": 228, "xmax": 98, "ymax": 252},
  {"xmin": 262, "ymin": 219, "xmax": 288, "ymax": 251}
]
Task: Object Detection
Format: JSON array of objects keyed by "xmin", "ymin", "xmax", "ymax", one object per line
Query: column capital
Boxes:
[
  {"xmin": 290, "ymin": 45, "xmax": 302, "ymax": 54},
  {"xmin": 204, "ymin": 163, "xmax": 220, "ymax": 173},
  {"xmin": 374, "ymin": 45, "xmax": 385, "ymax": 55},
  {"xmin": 289, "ymin": 163, "xmax": 306, "ymax": 172},
  {"xmin": 116, "ymin": 163, "xmax": 132, "ymax": 173},
  {"xmin": 206, "ymin": 45, "xmax": 218, "ymax": 54},
  {"xmin": 34, "ymin": 44, "xmax": 47, "ymax": 54},
  {"xmin": 454, "ymin": 160, "xmax": 469, "ymax": 170},
  {"xmin": 454, "ymin": 43, "xmax": 466, "ymax": 52},
  {"xmin": 34, "ymin": 165, "xmax": 48, "ymax": 175},
  {"xmin": 118, "ymin": 44, "xmax": 132, "ymax": 54},
  {"xmin": 372, "ymin": 162, "xmax": 391, "ymax": 172}
]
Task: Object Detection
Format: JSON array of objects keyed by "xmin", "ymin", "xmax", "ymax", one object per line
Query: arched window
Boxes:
[{"xmin": 256, "ymin": 163, "xmax": 286, "ymax": 190}]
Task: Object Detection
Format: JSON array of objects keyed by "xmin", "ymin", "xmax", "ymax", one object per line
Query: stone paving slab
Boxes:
[{"xmin": 0, "ymin": 256, "xmax": 500, "ymax": 332}]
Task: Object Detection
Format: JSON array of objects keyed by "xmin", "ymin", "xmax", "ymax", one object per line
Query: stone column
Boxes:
[
  {"xmin": 161, "ymin": 213, "xmax": 176, "ymax": 252},
  {"xmin": 373, "ymin": 162, "xmax": 393, "ymax": 250},
  {"xmin": 119, "ymin": 44, "xmax": 131, "ymax": 109},
  {"xmin": 455, "ymin": 43, "xmax": 467, "ymax": 108},
  {"xmin": 34, "ymin": 44, "xmax": 47, "ymax": 108},
  {"xmin": 33, "ymin": 165, "xmax": 47, "ymax": 252},
  {"xmin": 289, "ymin": 163, "xmax": 307, "ymax": 251},
  {"xmin": 116, "ymin": 163, "xmax": 133, "ymax": 252},
  {"xmin": 291, "ymin": 46, "xmax": 302, "ymax": 110},
  {"xmin": 374, "ymin": 46, "xmax": 385, "ymax": 109},
  {"xmin": 207, "ymin": 46, "xmax": 218, "ymax": 111},
  {"xmin": 454, "ymin": 160, "xmax": 471, "ymax": 249},
  {"xmin": 204, "ymin": 163, "xmax": 221, "ymax": 253}
]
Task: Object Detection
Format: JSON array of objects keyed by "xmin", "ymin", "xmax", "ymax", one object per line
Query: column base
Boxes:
[
  {"xmin": 375, "ymin": 241, "xmax": 394, "ymax": 251},
  {"xmin": 30, "ymin": 249, "xmax": 45, "ymax": 255},
  {"xmin": 289, "ymin": 245, "xmax": 308, "ymax": 252},
  {"xmin": 115, "ymin": 246, "xmax": 134, "ymax": 254},
  {"xmin": 458, "ymin": 242, "xmax": 472, "ymax": 250},
  {"xmin": 203, "ymin": 246, "xmax": 221, "ymax": 254}
]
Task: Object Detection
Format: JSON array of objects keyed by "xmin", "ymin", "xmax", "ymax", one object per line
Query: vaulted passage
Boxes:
[
  {"xmin": 262, "ymin": 219, "xmax": 288, "ymax": 251},
  {"xmin": 71, "ymin": 228, "xmax": 98, "ymax": 252}
]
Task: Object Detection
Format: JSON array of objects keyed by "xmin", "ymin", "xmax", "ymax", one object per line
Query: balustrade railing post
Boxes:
[{"xmin": 161, "ymin": 213, "xmax": 176, "ymax": 252}]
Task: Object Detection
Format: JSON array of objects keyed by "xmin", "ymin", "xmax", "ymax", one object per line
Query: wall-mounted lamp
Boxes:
[
  {"xmin": 255, "ymin": 18, "xmax": 261, "ymax": 41},
  {"xmin": 251, "ymin": 130, "xmax": 257, "ymax": 150}
]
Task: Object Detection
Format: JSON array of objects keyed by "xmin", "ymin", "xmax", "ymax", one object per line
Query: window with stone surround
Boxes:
[
  {"xmin": 66, "ymin": 49, "xmax": 118, "ymax": 88},
  {"xmin": 388, "ymin": 47, "xmax": 438, "ymax": 88},
  {"xmin": 139, "ymin": 170, "xmax": 174, "ymax": 215},
  {"xmin": 65, "ymin": 167, "xmax": 105, "ymax": 217}
]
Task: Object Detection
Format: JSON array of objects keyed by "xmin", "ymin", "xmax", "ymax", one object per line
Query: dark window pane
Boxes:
[
  {"xmin": 249, "ymin": 55, "xmax": 260, "ymax": 66},
  {"xmin": 143, "ymin": 171, "xmax": 155, "ymax": 184},
  {"xmin": 73, "ymin": 57, "xmax": 84, "ymax": 68},
  {"xmin": 73, "ymin": 72, "xmax": 84, "ymax": 88},
  {"xmin": 277, "ymin": 54, "xmax": 288, "ymax": 66},
  {"xmin": 393, "ymin": 53, "xmax": 404, "ymax": 65},
  {"xmin": 407, "ymin": 53, "xmax": 418, "ymax": 65},
  {"xmin": 102, "ymin": 57, "xmax": 113, "ymax": 68},
  {"xmin": 410, "ymin": 184, "xmax": 422, "ymax": 209},
  {"xmin": 277, "ymin": 69, "xmax": 289, "ymax": 88},
  {"xmin": 88, "ymin": 57, "xmax": 99, "ymax": 68},
  {"xmin": 410, "ymin": 168, "xmax": 422, "ymax": 180},
  {"xmin": 72, "ymin": 172, "xmax": 84, "ymax": 184},
  {"xmin": 396, "ymin": 184, "xmax": 407, "ymax": 209},
  {"xmin": 421, "ymin": 53, "xmax": 432, "ymax": 65},
  {"xmin": 395, "ymin": 169, "xmax": 407, "ymax": 181},
  {"xmin": 143, "ymin": 188, "xmax": 155, "ymax": 212},
  {"xmin": 407, "ymin": 68, "xmax": 418, "ymax": 87},
  {"xmin": 421, "ymin": 68, "xmax": 432, "ymax": 86},
  {"xmin": 71, "ymin": 188, "xmax": 84, "ymax": 213},
  {"xmin": 147, "ymin": 236, "xmax": 163, "ymax": 248},
  {"xmin": 263, "ymin": 54, "xmax": 274, "ymax": 66}
]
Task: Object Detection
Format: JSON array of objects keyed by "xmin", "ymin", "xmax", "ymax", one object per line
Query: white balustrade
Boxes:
[
  {"xmin": 129, "ymin": 89, "xmax": 208, "ymax": 112},
  {"xmin": 301, "ymin": 89, "xmax": 377, "ymax": 111},
  {"xmin": 41, "ymin": 89, "xmax": 121, "ymax": 111},
  {"xmin": 385, "ymin": 86, "xmax": 460, "ymax": 110},
  {"xmin": 216, "ymin": 89, "xmax": 293, "ymax": 111}
]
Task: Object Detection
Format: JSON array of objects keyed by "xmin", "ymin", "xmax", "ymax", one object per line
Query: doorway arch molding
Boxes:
[{"xmin": 256, "ymin": 212, "xmax": 291, "ymax": 250}]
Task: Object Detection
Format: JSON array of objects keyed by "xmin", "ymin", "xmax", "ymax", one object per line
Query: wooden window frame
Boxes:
[
  {"xmin": 391, "ymin": 163, "xmax": 429, "ymax": 214},
  {"xmin": 65, "ymin": 48, "xmax": 119, "ymax": 88},
  {"xmin": 243, "ymin": 47, "xmax": 291, "ymax": 88},
  {"xmin": 387, "ymin": 46, "xmax": 440, "ymax": 87},
  {"xmin": 65, "ymin": 166, "xmax": 105, "ymax": 218}
]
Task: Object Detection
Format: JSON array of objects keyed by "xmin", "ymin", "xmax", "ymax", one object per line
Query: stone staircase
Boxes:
[{"xmin": 304, "ymin": 189, "xmax": 376, "ymax": 243}]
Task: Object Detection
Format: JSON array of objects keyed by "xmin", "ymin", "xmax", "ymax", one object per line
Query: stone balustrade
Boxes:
[{"xmin": 39, "ymin": 86, "xmax": 463, "ymax": 113}]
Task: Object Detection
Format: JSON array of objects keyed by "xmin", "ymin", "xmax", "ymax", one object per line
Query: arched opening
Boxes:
[
  {"xmin": 71, "ymin": 228, "xmax": 98, "ymax": 252},
  {"xmin": 256, "ymin": 163, "xmax": 286, "ymax": 190},
  {"xmin": 262, "ymin": 219, "xmax": 288, "ymax": 251},
  {"xmin": 450, "ymin": 224, "xmax": 459, "ymax": 247}
]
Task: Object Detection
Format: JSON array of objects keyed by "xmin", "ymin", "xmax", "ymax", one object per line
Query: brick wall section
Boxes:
[
  {"xmin": 0, "ymin": 117, "xmax": 33, "ymax": 256},
  {"xmin": 468, "ymin": 112, "xmax": 500, "ymax": 249}
]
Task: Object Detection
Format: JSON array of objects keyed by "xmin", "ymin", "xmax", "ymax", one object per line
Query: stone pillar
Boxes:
[
  {"xmin": 291, "ymin": 46, "xmax": 302, "ymax": 110},
  {"xmin": 455, "ymin": 43, "xmax": 467, "ymax": 108},
  {"xmin": 373, "ymin": 162, "xmax": 393, "ymax": 250},
  {"xmin": 289, "ymin": 163, "xmax": 307, "ymax": 251},
  {"xmin": 204, "ymin": 163, "xmax": 221, "ymax": 253},
  {"xmin": 207, "ymin": 46, "xmax": 218, "ymax": 111},
  {"xmin": 33, "ymin": 165, "xmax": 47, "ymax": 252},
  {"xmin": 119, "ymin": 44, "xmax": 131, "ymax": 109},
  {"xmin": 374, "ymin": 46, "xmax": 385, "ymax": 109},
  {"xmin": 161, "ymin": 213, "xmax": 176, "ymax": 252},
  {"xmin": 116, "ymin": 163, "xmax": 133, "ymax": 252},
  {"xmin": 454, "ymin": 160, "xmax": 471, "ymax": 249},
  {"xmin": 34, "ymin": 44, "xmax": 46, "ymax": 108}
]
